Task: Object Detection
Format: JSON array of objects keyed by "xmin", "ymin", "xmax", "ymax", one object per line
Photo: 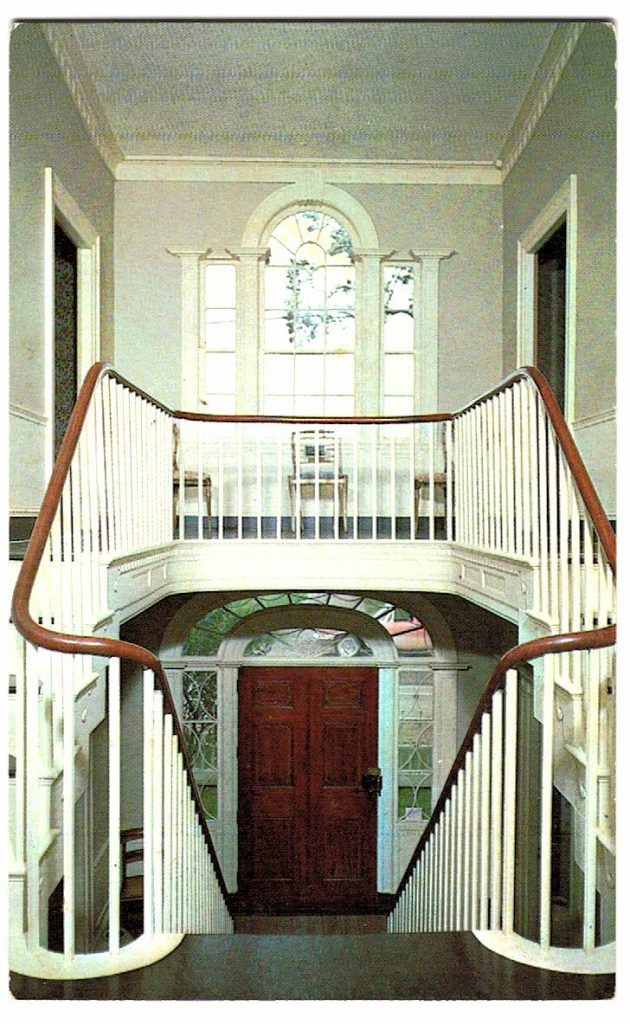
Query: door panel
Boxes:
[{"xmin": 238, "ymin": 666, "xmax": 378, "ymax": 909}]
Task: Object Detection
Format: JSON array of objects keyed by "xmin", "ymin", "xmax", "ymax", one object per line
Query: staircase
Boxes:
[{"xmin": 8, "ymin": 362, "xmax": 615, "ymax": 985}]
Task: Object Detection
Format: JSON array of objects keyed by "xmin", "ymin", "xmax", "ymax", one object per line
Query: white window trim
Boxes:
[
  {"xmin": 516, "ymin": 174, "xmax": 577, "ymax": 427},
  {"xmin": 44, "ymin": 167, "xmax": 101, "ymax": 476}
]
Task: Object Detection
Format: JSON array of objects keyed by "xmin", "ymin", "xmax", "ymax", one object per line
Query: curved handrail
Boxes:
[
  {"xmin": 12, "ymin": 360, "xmax": 617, "ymax": 913},
  {"xmin": 455, "ymin": 365, "xmax": 616, "ymax": 574},
  {"xmin": 394, "ymin": 623, "xmax": 616, "ymax": 899},
  {"xmin": 11, "ymin": 362, "xmax": 230, "ymax": 902}
]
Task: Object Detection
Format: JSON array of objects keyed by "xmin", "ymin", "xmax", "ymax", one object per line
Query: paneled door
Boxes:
[{"xmin": 238, "ymin": 666, "xmax": 378, "ymax": 909}]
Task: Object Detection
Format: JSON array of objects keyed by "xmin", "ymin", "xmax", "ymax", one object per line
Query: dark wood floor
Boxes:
[
  {"xmin": 234, "ymin": 914, "xmax": 387, "ymax": 933},
  {"xmin": 10, "ymin": 932, "xmax": 615, "ymax": 1001}
]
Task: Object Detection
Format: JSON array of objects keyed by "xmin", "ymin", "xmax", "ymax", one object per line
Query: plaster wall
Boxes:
[
  {"xmin": 502, "ymin": 23, "xmax": 616, "ymax": 514},
  {"xmin": 113, "ymin": 179, "xmax": 503, "ymax": 412},
  {"xmin": 9, "ymin": 23, "xmax": 115, "ymax": 513}
]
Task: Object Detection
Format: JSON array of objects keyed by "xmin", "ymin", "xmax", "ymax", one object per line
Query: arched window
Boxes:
[{"xmin": 263, "ymin": 210, "xmax": 356, "ymax": 415}]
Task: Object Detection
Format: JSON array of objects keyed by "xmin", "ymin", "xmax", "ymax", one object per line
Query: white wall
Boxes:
[
  {"xmin": 113, "ymin": 179, "xmax": 503, "ymax": 412},
  {"xmin": 9, "ymin": 23, "xmax": 115, "ymax": 513},
  {"xmin": 502, "ymin": 24, "xmax": 616, "ymax": 515}
]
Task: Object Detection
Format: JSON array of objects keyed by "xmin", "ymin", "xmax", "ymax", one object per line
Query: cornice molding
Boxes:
[
  {"xmin": 41, "ymin": 22, "xmax": 124, "ymax": 175},
  {"xmin": 500, "ymin": 22, "xmax": 586, "ymax": 179},
  {"xmin": 116, "ymin": 156, "xmax": 502, "ymax": 186}
]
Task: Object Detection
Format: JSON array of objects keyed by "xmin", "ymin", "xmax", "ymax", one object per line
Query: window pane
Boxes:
[
  {"xmin": 205, "ymin": 264, "xmax": 236, "ymax": 308},
  {"xmin": 327, "ymin": 267, "xmax": 356, "ymax": 309},
  {"xmin": 294, "ymin": 313, "xmax": 325, "ymax": 349},
  {"xmin": 266, "ymin": 267, "xmax": 293, "ymax": 309},
  {"xmin": 325, "ymin": 394, "xmax": 354, "ymax": 416},
  {"xmin": 384, "ymin": 265, "xmax": 413, "ymax": 313},
  {"xmin": 265, "ymin": 354, "xmax": 294, "ymax": 395},
  {"xmin": 326, "ymin": 314, "xmax": 355, "ymax": 351},
  {"xmin": 204, "ymin": 394, "xmax": 235, "ymax": 414},
  {"xmin": 384, "ymin": 310, "xmax": 414, "ymax": 352},
  {"xmin": 264, "ymin": 313, "xmax": 293, "ymax": 351},
  {"xmin": 263, "ymin": 394, "xmax": 294, "ymax": 415},
  {"xmin": 296, "ymin": 266, "xmax": 326, "ymax": 309},
  {"xmin": 384, "ymin": 354, "xmax": 414, "ymax": 395},
  {"xmin": 296, "ymin": 240, "xmax": 326, "ymax": 269},
  {"xmin": 296, "ymin": 354, "xmax": 324, "ymax": 395},
  {"xmin": 205, "ymin": 353, "xmax": 235, "ymax": 395},
  {"xmin": 205, "ymin": 312, "xmax": 236, "ymax": 351},
  {"xmin": 294, "ymin": 394, "xmax": 325, "ymax": 416},
  {"xmin": 325, "ymin": 353, "xmax": 354, "ymax": 394},
  {"xmin": 383, "ymin": 395, "xmax": 414, "ymax": 416},
  {"xmin": 276, "ymin": 214, "xmax": 303, "ymax": 250}
]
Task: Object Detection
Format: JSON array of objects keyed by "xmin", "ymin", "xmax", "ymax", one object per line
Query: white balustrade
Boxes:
[
  {"xmin": 11, "ymin": 365, "xmax": 615, "ymax": 978},
  {"xmin": 388, "ymin": 648, "xmax": 616, "ymax": 972}
]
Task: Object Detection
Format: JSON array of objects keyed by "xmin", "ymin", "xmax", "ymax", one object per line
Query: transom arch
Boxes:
[
  {"xmin": 241, "ymin": 182, "xmax": 380, "ymax": 250},
  {"xmin": 158, "ymin": 591, "xmax": 453, "ymax": 663}
]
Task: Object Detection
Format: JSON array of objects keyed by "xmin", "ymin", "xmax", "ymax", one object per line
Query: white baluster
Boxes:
[{"xmin": 108, "ymin": 658, "xmax": 121, "ymax": 954}]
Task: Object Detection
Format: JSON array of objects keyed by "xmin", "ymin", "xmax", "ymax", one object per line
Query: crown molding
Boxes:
[
  {"xmin": 41, "ymin": 22, "xmax": 124, "ymax": 175},
  {"xmin": 115, "ymin": 156, "xmax": 502, "ymax": 186},
  {"xmin": 500, "ymin": 22, "xmax": 586, "ymax": 180}
]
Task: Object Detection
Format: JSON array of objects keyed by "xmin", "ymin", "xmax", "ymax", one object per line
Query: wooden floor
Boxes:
[
  {"xmin": 10, "ymin": 932, "xmax": 615, "ymax": 1001},
  {"xmin": 234, "ymin": 914, "xmax": 387, "ymax": 933}
]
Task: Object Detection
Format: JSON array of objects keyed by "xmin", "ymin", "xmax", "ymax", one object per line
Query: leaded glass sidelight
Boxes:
[
  {"xmin": 264, "ymin": 210, "xmax": 356, "ymax": 415},
  {"xmin": 182, "ymin": 669, "xmax": 219, "ymax": 819},
  {"xmin": 398, "ymin": 670, "xmax": 434, "ymax": 821}
]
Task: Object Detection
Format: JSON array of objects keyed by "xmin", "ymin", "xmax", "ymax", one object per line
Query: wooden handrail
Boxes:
[
  {"xmin": 11, "ymin": 360, "xmax": 617, "ymax": 913},
  {"xmin": 455, "ymin": 365, "xmax": 616, "ymax": 574},
  {"xmin": 10, "ymin": 362, "xmax": 230, "ymax": 903},
  {"xmin": 394, "ymin": 622, "xmax": 616, "ymax": 899}
]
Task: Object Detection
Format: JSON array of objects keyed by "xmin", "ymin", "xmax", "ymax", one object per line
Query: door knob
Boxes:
[{"xmin": 361, "ymin": 767, "xmax": 383, "ymax": 797}]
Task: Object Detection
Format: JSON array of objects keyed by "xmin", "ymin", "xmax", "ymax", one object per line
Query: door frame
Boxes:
[
  {"xmin": 516, "ymin": 174, "xmax": 577, "ymax": 428},
  {"xmin": 44, "ymin": 167, "xmax": 101, "ymax": 476}
]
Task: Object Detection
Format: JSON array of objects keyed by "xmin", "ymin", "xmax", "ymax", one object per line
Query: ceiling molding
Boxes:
[
  {"xmin": 500, "ymin": 22, "xmax": 586, "ymax": 179},
  {"xmin": 115, "ymin": 156, "xmax": 501, "ymax": 185},
  {"xmin": 41, "ymin": 23, "xmax": 124, "ymax": 175}
]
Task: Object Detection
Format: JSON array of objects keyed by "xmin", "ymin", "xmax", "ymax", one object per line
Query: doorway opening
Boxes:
[
  {"xmin": 534, "ymin": 218, "xmax": 567, "ymax": 413},
  {"xmin": 54, "ymin": 222, "xmax": 78, "ymax": 456}
]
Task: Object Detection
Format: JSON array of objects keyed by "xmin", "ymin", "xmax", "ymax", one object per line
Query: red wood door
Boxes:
[{"xmin": 238, "ymin": 666, "xmax": 378, "ymax": 910}]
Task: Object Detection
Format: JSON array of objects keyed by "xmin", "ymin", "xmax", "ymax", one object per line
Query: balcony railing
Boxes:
[{"xmin": 173, "ymin": 415, "xmax": 453, "ymax": 542}]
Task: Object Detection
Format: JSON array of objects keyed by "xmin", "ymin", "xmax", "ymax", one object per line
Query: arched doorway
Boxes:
[{"xmin": 160, "ymin": 591, "xmax": 457, "ymax": 896}]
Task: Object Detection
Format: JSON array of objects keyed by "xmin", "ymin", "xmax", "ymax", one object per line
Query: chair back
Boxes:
[{"xmin": 291, "ymin": 429, "xmax": 340, "ymax": 478}]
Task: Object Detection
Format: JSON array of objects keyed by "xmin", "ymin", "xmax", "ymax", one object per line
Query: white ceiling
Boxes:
[{"xmin": 69, "ymin": 20, "xmax": 558, "ymax": 163}]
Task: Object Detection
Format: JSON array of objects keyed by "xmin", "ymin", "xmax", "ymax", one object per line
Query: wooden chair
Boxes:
[
  {"xmin": 288, "ymin": 429, "xmax": 348, "ymax": 534},
  {"xmin": 414, "ymin": 424, "xmax": 450, "ymax": 530},
  {"xmin": 120, "ymin": 827, "xmax": 144, "ymax": 935},
  {"xmin": 173, "ymin": 423, "xmax": 212, "ymax": 531}
]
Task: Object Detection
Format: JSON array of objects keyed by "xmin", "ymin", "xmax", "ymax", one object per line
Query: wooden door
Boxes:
[{"xmin": 238, "ymin": 666, "xmax": 378, "ymax": 910}]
